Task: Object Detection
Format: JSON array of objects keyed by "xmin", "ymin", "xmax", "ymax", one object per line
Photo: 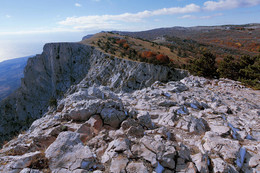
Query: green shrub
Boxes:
[
  {"xmin": 217, "ymin": 54, "xmax": 260, "ymax": 89},
  {"xmin": 217, "ymin": 56, "xmax": 240, "ymax": 80},
  {"xmin": 189, "ymin": 52, "xmax": 218, "ymax": 78},
  {"xmin": 49, "ymin": 97, "xmax": 57, "ymax": 107}
]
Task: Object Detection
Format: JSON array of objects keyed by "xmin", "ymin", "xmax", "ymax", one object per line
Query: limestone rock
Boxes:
[
  {"xmin": 45, "ymin": 132, "xmax": 96, "ymax": 172},
  {"xmin": 203, "ymin": 132, "xmax": 240, "ymax": 160},
  {"xmin": 110, "ymin": 155, "xmax": 129, "ymax": 173},
  {"xmin": 0, "ymin": 57, "xmax": 259, "ymax": 173},
  {"xmin": 100, "ymin": 104, "xmax": 126, "ymax": 128},
  {"xmin": 131, "ymin": 144, "xmax": 157, "ymax": 167},
  {"xmin": 210, "ymin": 125, "xmax": 230, "ymax": 136},
  {"xmin": 137, "ymin": 112, "xmax": 154, "ymax": 129},
  {"xmin": 212, "ymin": 158, "xmax": 228, "ymax": 173},
  {"xmin": 249, "ymin": 155, "xmax": 260, "ymax": 168},
  {"xmin": 126, "ymin": 162, "xmax": 149, "ymax": 173},
  {"xmin": 191, "ymin": 153, "xmax": 209, "ymax": 173},
  {"xmin": 0, "ymin": 42, "xmax": 187, "ymax": 145}
]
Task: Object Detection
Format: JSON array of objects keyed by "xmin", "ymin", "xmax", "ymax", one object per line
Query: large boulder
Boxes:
[{"xmin": 45, "ymin": 132, "xmax": 100, "ymax": 172}]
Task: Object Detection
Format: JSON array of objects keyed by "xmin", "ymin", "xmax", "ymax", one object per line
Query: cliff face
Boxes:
[
  {"xmin": 0, "ymin": 42, "xmax": 187, "ymax": 144},
  {"xmin": 0, "ymin": 42, "xmax": 259, "ymax": 173},
  {"xmin": 0, "ymin": 75, "xmax": 259, "ymax": 173},
  {"xmin": 0, "ymin": 56, "xmax": 30, "ymax": 101}
]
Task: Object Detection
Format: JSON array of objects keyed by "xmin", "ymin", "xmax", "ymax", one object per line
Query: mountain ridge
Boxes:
[
  {"xmin": 0, "ymin": 56, "xmax": 32, "ymax": 101},
  {"xmin": 0, "ymin": 41, "xmax": 187, "ymax": 145},
  {"xmin": 0, "ymin": 31, "xmax": 259, "ymax": 173},
  {"xmin": 113, "ymin": 23, "xmax": 260, "ymax": 58}
]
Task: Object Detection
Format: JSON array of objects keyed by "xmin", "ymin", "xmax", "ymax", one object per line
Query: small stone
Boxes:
[
  {"xmin": 191, "ymin": 153, "xmax": 209, "ymax": 172},
  {"xmin": 186, "ymin": 162, "xmax": 197, "ymax": 173},
  {"xmin": 101, "ymin": 106, "xmax": 126, "ymax": 128},
  {"xmin": 212, "ymin": 158, "xmax": 227, "ymax": 173},
  {"xmin": 210, "ymin": 125, "xmax": 230, "ymax": 136},
  {"xmin": 249, "ymin": 155, "xmax": 260, "ymax": 168},
  {"xmin": 45, "ymin": 132, "xmax": 94, "ymax": 171},
  {"xmin": 126, "ymin": 162, "xmax": 149, "ymax": 173},
  {"xmin": 158, "ymin": 101, "xmax": 177, "ymax": 107},
  {"xmin": 20, "ymin": 168, "xmax": 41, "ymax": 173},
  {"xmin": 126, "ymin": 125, "xmax": 144, "ymax": 138},
  {"xmin": 110, "ymin": 155, "xmax": 129, "ymax": 173},
  {"xmin": 137, "ymin": 112, "xmax": 154, "ymax": 129}
]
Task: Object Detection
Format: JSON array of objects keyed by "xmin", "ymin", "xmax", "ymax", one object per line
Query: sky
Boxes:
[{"xmin": 0, "ymin": 0, "xmax": 260, "ymax": 62}]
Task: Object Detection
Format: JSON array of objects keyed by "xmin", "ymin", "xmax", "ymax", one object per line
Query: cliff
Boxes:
[
  {"xmin": 0, "ymin": 42, "xmax": 187, "ymax": 145},
  {"xmin": 0, "ymin": 56, "xmax": 30, "ymax": 101},
  {"xmin": 0, "ymin": 40, "xmax": 259, "ymax": 173},
  {"xmin": 0, "ymin": 75, "xmax": 259, "ymax": 172}
]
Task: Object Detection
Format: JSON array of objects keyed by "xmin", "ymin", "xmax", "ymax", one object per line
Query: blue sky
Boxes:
[{"xmin": 0, "ymin": 0, "xmax": 260, "ymax": 61}]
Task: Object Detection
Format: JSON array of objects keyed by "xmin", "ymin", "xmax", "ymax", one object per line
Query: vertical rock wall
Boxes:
[{"xmin": 0, "ymin": 42, "xmax": 187, "ymax": 144}]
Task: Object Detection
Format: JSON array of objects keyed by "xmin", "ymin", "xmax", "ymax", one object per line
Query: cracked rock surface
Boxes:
[
  {"xmin": 0, "ymin": 76, "xmax": 259, "ymax": 173},
  {"xmin": 0, "ymin": 43, "xmax": 186, "ymax": 145}
]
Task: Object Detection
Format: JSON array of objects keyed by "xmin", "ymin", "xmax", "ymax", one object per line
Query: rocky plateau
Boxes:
[{"xmin": 0, "ymin": 42, "xmax": 259, "ymax": 173}]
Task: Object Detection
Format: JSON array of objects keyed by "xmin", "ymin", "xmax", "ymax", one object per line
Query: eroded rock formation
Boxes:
[
  {"xmin": 0, "ymin": 75, "xmax": 259, "ymax": 172},
  {"xmin": 0, "ymin": 42, "xmax": 186, "ymax": 145}
]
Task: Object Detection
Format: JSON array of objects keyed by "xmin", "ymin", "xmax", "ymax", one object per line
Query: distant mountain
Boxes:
[
  {"xmin": 0, "ymin": 56, "xmax": 32, "ymax": 100},
  {"xmin": 114, "ymin": 23, "xmax": 260, "ymax": 58},
  {"xmin": 82, "ymin": 34, "xmax": 94, "ymax": 40},
  {"xmin": 0, "ymin": 34, "xmax": 259, "ymax": 172}
]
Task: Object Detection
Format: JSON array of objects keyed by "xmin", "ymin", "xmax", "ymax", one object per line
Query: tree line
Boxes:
[{"xmin": 188, "ymin": 53, "xmax": 260, "ymax": 89}]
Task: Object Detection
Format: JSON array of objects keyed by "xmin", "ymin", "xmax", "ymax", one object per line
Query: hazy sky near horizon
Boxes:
[{"xmin": 0, "ymin": 0, "xmax": 260, "ymax": 61}]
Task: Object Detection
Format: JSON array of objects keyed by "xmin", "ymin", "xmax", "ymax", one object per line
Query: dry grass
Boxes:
[
  {"xmin": 4, "ymin": 148, "xmax": 24, "ymax": 156},
  {"xmin": 27, "ymin": 151, "xmax": 50, "ymax": 172},
  {"xmin": 80, "ymin": 32, "xmax": 187, "ymax": 66}
]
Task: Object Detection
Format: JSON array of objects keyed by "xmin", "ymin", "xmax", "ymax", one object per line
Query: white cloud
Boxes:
[
  {"xmin": 0, "ymin": 28, "xmax": 79, "ymax": 36},
  {"xmin": 152, "ymin": 4, "xmax": 201, "ymax": 15},
  {"xmin": 58, "ymin": 1, "xmax": 260, "ymax": 31},
  {"xmin": 75, "ymin": 3, "xmax": 82, "ymax": 7},
  {"xmin": 59, "ymin": 4, "xmax": 200, "ymax": 29},
  {"xmin": 179, "ymin": 13, "xmax": 223, "ymax": 19},
  {"xmin": 203, "ymin": 0, "xmax": 260, "ymax": 11},
  {"xmin": 5, "ymin": 15, "xmax": 11, "ymax": 18},
  {"xmin": 201, "ymin": 13, "xmax": 223, "ymax": 19},
  {"xmin": 179, "ymin": 15, "xmax": 197, "ymax": 19}
]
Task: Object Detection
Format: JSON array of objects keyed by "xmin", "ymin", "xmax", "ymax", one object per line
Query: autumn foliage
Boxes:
[
  {"xmin": 139, "ymin": 51, "xmax": 170, "ymax": 65},
  {"xmin": 156, "ymin": 54, "xmax": 170, "ymax": 64},
  {"xmin": 123, "ymin": 43, "xmax": 129, "ymax": 49},
  {"xmin": 116, "ymin": 39, "xmax": 127, "ymax": 47},
  {"xmin": 141, "ymin": 51, "xmax": 157, "ymax": 59}
]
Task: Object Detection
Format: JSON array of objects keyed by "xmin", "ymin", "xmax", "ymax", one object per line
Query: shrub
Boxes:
[
  {"xmin": 116, "ymin": 39, "xmax": 127, "ymax": 47},
  {"xmin": 217, "ymin": 54, "xmax": 260, "ymax": 89},
  {"xmin": 123, "ymin": 43, "xmax": 130, "ymax": 49},
  {"xmin": 217, "ymin": 56, "xmax": 240, "ymax": 80},
  {"xmin": 141, "ymin": 51, "xmax": 156, "ymax": 59},
  {"xmin": 156, "ymin": 54, "xmax": 170, "ymax": 64},
  {"xmin": 189, "ymin": 52, "xmax": 218, "ymax": 78},
  {"xmin": 49, "ymin": 97, "xmax": 57, "ymax": 107},
  {"xmin": 28, "ymin": 152, "xmax": 49, "ymax": 170}
]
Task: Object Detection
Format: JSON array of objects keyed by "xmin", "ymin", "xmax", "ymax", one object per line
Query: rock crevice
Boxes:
[{"xmin": 0, "ymin": 42, "xmax": 187, "ymax": 145}]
